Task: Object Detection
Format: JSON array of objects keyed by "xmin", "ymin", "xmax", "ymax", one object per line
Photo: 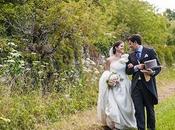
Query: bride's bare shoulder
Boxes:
[{"xmin": 106, "ymin": 56, "xmax": 115, "ymax": 61}]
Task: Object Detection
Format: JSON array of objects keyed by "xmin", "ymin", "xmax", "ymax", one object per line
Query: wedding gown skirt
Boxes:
[{"xmin": 97, "ymin": 57, "xmax": 137, "ymax": 129}]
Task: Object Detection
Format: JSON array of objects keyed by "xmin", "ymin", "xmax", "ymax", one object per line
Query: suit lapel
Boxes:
[{"xmin": 131, "ymin": 52, "xmax": 138, "ymax": 64}]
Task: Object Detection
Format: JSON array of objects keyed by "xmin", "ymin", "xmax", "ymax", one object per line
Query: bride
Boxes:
[{"xmin": 97, "ymin": 40, "xmax": 137, "ymax": 130}]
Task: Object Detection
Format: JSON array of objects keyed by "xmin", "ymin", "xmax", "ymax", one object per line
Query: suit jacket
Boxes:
[{"xmin": 126, "ymin": 47, "xmax": 161, "ymax": 104}]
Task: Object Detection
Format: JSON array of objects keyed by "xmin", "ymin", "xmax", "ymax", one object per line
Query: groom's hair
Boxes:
[{"xmin": 128, "ymin": 34, "xmax": 142, "ymax": 45}]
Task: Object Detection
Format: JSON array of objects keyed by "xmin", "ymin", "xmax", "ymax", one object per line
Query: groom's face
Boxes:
[{"xmin": 128, "ymin": 40, "xmax": 136, "ymax": 51}]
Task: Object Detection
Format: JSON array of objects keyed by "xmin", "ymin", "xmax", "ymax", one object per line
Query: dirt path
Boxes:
[
  {"xmin": 158, "ymin": 81, "xmax": 175, "ymax": 101},
  {"xmin": 42, "ymin": 81, "xmax": 175, "ymax": 130}
]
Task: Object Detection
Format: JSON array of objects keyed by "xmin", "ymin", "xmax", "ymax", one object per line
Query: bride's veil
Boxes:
[{"xmin": 109, "ymin": 47, "xmax": 114, "ymax": 57}]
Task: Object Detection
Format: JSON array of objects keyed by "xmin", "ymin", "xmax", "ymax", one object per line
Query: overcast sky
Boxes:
[{"xmin": 143, "ymin": 0, "xmax": 175, "ymax": 12}]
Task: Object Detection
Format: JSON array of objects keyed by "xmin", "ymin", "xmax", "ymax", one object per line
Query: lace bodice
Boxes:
[{"xmin": 110, "ymin": 54, "xmax": 129, "ymax": 75}]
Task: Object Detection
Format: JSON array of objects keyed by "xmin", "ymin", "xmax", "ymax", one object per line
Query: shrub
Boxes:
[{"xmin": 164, "ymin": 47, "xmax": 174, "ymax": 66}]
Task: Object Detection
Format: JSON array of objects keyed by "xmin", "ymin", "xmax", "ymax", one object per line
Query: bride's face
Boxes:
[{"xmin": 116, "ymin": 42, "xmax": 124, "ymax": 54}]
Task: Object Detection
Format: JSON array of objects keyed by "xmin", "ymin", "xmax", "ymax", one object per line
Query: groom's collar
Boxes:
[{"xmin": 135, "ymin": 45, "xmax": 143, "ymax": 53}]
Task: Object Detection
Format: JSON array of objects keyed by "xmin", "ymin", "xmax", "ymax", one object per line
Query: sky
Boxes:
[{"xmin": 143, "ymin": 0, "xmax": 175, "ymax": 12}]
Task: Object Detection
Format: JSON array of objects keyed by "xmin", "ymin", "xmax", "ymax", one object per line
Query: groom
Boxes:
[{"xmin": 126, "ymin": 34, "xmax": 161, "ymax": 130}]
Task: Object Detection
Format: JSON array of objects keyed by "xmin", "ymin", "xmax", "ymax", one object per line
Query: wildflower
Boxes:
[
  {"xmin": 8, "ymin": 42, "xmax": 17, "ymax": 47},
  {"xmin": 0, "ymin": 117, "xmax": 11, "ymax": 123}
]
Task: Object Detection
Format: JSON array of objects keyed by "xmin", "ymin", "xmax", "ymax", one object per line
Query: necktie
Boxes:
[{"xmin": 135, "ymin": 51, "xmax": 141, "ymax": 60}]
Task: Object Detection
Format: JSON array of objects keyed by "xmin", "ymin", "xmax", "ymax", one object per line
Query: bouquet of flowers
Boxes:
[{"xmin": 106, "ymin": 72, "xmax": 123, "ymax": 87}]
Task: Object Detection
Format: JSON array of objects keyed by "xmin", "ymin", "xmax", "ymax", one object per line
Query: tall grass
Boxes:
[
  {"xmin": 0, "ymin": 70, "xmax": 99, "ymax": 130},
  {"xmin": 156, "ymin": 95, "xmax": 175, "ymax": 130}
]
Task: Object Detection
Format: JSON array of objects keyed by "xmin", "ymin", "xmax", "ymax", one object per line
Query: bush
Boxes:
[
  {"xmin": 164, "ymin": 47, "xmax": 174, "ymax": 66},
  {"xmin": 153, "ymin": 45, "xmax": 175, "ymax": 66},
  {"xmin": 154, "ymin": 45, "xmax": 165, "ymax": 65},
  {"xmin": 0, "ymin": 67, "xmax": 99, "ymax": 129}
]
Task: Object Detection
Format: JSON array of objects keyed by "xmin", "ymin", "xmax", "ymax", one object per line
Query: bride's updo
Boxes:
[{"xmin": 112, "ymin": 40, "xmax": 123, "ymax": 54}]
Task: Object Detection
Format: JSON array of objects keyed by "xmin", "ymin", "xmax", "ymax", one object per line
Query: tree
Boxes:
[{"xmin": 164, "ymin": 9, "xmax": 175, "ymax": 21}]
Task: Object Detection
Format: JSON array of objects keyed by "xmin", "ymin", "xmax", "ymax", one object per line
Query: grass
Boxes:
[{"xmin": 156, "ymin": 95, "xmax": 175, "ymax": 130}]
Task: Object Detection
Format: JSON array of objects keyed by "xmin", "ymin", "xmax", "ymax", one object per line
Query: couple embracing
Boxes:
[{"xmin": 97, "ymin": 34, "xmax": 161, "ymax": 130}]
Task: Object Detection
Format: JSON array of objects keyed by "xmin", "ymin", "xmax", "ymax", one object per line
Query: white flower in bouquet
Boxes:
[{"xmin": 107, "ymin": 72, "xmax": 123, "ymax": 87}]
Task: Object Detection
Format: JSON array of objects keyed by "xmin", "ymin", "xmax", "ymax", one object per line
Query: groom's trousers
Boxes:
[{"xmin": 131, "ymin": 80, "xmax": 155, "ymax": 130}]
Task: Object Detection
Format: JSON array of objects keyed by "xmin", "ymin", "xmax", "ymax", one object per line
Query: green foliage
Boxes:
[
  {"xmin": 166, "ymin": 21, "xmax": 175, "ymax": 45},
  {"xmin": 154, "ymin": 45, "xmax": 165, "ymax": 65},
  {"xmin": 3, "ymin": 42, "xmax": 24, "ymax": 76},
  {"xmin": 109, "ymin": 0, "xmax": 168, "ymax": 44},
  {"xmin": 153, "ymin": 45, "xmax": 175, "ymax": 66},
  {"xmin": 164, "ymin": 47, "xmax": 174, "ymax": 66},
  {"xmin": 0, "ymin": 69, "xmax": 99, "ymax": 129},
  {"xmin": 164, "ymin": 9, "xmax": 175, "ymax": 21},
  {"xmin": 156, "ymin": 95, "xmax": 175, "ymax": 130},
  {"xmin": 0, "ymin": 0, "xmax": 174, "ymax": 71},
  {"xmin": 0, "ymin": 0, "xmax": 112, "ymax": 76}
]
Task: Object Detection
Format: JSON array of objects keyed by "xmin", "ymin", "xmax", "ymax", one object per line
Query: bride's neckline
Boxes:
[
  {"xmin": 110, "ymin": 53, "xmax": 128, "ymax": 63},
  {"xmin": 111, "ymin": 54, "xmax": 122, "ymax": 60},
  {"xmin": 114, "ymin": 53, "xmax": 122, "ymax": 58},
  {"xmin": 110, "ymin": 56, "xmax": 121, "ymax": 64}
]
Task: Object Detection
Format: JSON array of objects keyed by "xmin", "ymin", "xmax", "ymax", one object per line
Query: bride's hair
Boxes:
[{"xmin": 112, "ymin": 40, "xmax": 123, "ymax": 54}]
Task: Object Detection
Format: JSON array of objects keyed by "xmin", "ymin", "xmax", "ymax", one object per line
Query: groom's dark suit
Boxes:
[{"xmin": 126, "ymin": 47, "xmax": 161, "ymax": 130}]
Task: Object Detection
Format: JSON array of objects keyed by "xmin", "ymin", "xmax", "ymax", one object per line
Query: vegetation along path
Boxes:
[{"xmin": 43, "ymin": 81, "xmax": 175, "ymax": 130}]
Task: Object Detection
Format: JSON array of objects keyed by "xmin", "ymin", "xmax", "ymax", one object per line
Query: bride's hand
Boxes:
[
  {"xmin": 128, "ymin": 63, "xmax": 134, "ymax": 68},
  {"xmin": 107, "ymin": 79, "xmax": 119, "ymax": 87}
]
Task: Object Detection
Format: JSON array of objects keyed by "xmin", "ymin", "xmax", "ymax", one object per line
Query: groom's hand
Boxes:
[{"xmin": 141, "ymin": 68, "xmax": 155, "ymax": 76}]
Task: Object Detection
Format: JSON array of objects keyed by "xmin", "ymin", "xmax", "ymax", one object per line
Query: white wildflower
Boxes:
[
  {"xmin": 94, "ymin": 70, "xmax": 100, "ymax": 74},
  {"xmin": 61, "ymin": 78, "xmax": 66, "ymax": 81},
  {"xmin": 8, "ymin": 42, "xmax": 17, "ymax": 47},
  {"xmin": 11, "ymin": 48, "xmax": 18, "ymax": 53},
  {"xmin": 64, "ymin": 94, "xmax": 71, "ymax": 101},
  {"xmin": 90, "ymin": 60, "xmax": 96, "ymax": 65},
  {"xmin": 38, "ymin": 71, "xmax": 43, "ymax": 74},
  {"xmin": 6, "ymin": 59, "xmax": 15, "ymax": 63},
  {"xmin": 31, "ymin": 52, "xmax": 37, "ymax": 55},
  {"xmin": 10, "ymin": 52, "xmax": 21, "ymax": 57},
  {"xmin": 0, "ymin": 117, "xmax": 11, "ymax": 123},
  {"xmin": 26, "ymin": 68, "xmax": 31, "ymax": 71},
  {"xmin": 82, "ymin": 59, "xmax": 85, "ymax": 64}
]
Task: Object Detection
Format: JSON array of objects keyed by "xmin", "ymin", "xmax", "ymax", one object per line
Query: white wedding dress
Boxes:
[{"xmin": 97, "ymin": 54, "xmax": 137, "ymax": 130}]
